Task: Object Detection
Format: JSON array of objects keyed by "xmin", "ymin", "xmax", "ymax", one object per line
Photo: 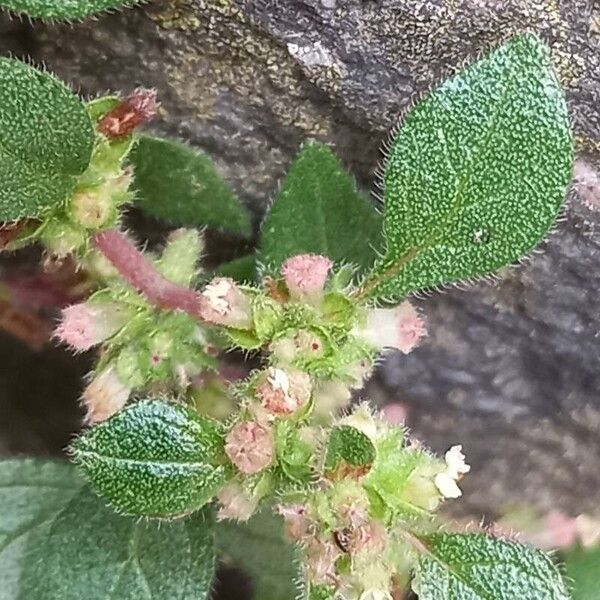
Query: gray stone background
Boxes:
[{"xmin": 0, "ymin": 0, "xmax": 599, "ymax": 527}]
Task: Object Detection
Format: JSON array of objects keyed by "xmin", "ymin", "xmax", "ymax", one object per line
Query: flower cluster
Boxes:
[{"xmin": 36, "ymin": 88, "xmax": 464, "ymax": 600}]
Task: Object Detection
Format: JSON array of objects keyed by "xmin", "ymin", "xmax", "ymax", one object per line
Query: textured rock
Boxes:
[{"xmin": 0, "ymin": 0, "xmax": 599, "ymax": 521}]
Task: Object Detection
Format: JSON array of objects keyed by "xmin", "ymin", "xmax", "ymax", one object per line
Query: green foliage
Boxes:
[
  {"xmin": 413, "ymin": 533, "xmax": 570, "ymax": 599},
  {"xmin": 259, "ymin": 142, "xmax": 383, "ymax": 276},
  {"xmin": 216, "ymin": 509, "xmax": 301, "ymax": 600},
  {"xmin": 0, "ymin": 0, "xmax": 140, "ymax": 19},
  {"xmin": 72, "ymin": 399, "xmax": 231, "ymax": 518},
  {"xmin": 362, "ymin": 34, "xmax": 572, "ymax": 299},
  {"xmin": 0, "ymin": 459, "xmax": 215, "ymax": 600},
  {"xmin": 0, "ymin": 58, "xmax": 94, "ymax": 220},
  {"xmin": 130, "ymin": 135, "xmax": 252, "ymax": 236},
  {"xmin": 323, "ymin": 425, "xmax": 376, "ymax": 478},
  {"xmin": 563, "ymin": 544, "xmax": 600, "ymax": 600}
]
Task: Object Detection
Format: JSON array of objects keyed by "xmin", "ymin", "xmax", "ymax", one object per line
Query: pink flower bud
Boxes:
[
  {"xmin": 199, "ymin": 277, "xmax": 253, "ymax": 329},
  {"xmin": 55, "ymin": 302, "xmax": 125, "ymax": 352},
  {"xmin": 281, "ymin": 254, "xmax": 333, "ymax": 301},
  {"xmin": 82, "ymin": 366, "xmax": 131, "ymax": 424},
  {"xmin": 216, "ymin": 482, "xmax": 259, "ymax": 522},
  {"xmin": 225, "ymin": 421, "xmax": 274, "ymax": 474},
  {"xmin": 256, "ymin": 367, "xmax": 312, "ymax": 416},
  {"xmin": 359, "ymin": 301, "xmax": 426, "ymax": 354},
  {"xmin": 98, "ymin": 89, "xmax": 158, "ymax": 139}
]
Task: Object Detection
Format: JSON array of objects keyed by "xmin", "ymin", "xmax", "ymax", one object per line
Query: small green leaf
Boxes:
[
  {"xmin": 72, "ymin": 399, "xmax": 231, "ymax": 518},
  {"xmin": 0, "ymin": 459, "xmax": 215, "ymax": 600},
  {"xmin": 361, "ymin": 34, "xmax": 572, "ymax": 300},
  {"xmin": 324, "ymin": 425, "xmax": 376, "ymax": 480},
  {"xmin": 259, "ymin": 142, "xmax": 383, "ymax": 276},
  {"xmin": 216, "ymin": 508, "xmax": 301, "ymax": 600},
  {"xmin": 0, "ymin": 58, "xmax": 94, "ymax": 220},
  {"xmin": 0, "ymin": 0, "xmax": 140, "ymax": 19},
  {"xmin": 215, "ymin": 254, "xmax": 258, "ymax": 283},
  {"xmin": 563, "ymin": 543, "xmax": 600, "ymax": 600},
  {"xmin": 413, "ymin": 532, "xmax": 570, "ymax": 599},
  {"xmin": 130, "ymin": 135, "xmax": 252, "ymax": 236}
]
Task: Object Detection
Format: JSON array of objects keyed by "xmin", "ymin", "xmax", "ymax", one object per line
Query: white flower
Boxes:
[
  {"xmin": 434, "ymin": 472, "xmax": 463, "ymax": 499},
  {"xmin": 434, "ymin": 445, "xmax": 470, "ymax": 499},
  {"xmin": 444, "ymin": 445, "xmax": 471, "ymax": 479},
  {"xmin": 202, "ymin": 278, "xmax": 233, "ymax": 315}
]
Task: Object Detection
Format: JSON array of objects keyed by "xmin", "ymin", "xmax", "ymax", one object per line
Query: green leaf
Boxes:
[
  {"xmin": 324, "ymin": 425, "xmax": 376, "ymax": 480},
  {"xmin": 72, "ymin": 399, "xmax": 231, "ymax": 518},
  {"xmin": 0, "ymin": 58, "xmax": 94, "ymax": 220},
  {"xmin": 0, "ymin": 459, "xmax": 215, "ymax": 600},
  {"xmin": 563, "ymin": 543, "xmax": 600, "ymax": 600},
  {"xmin": 130, "ymin": 135, "xmax": 252, "ymax": 236},
  {"xmin": 215, "ymin": 254, "xmax": 258, "ymax": 283},
  {"xmin": 0, "ymin": 0, "xmax": 140, "ymax": 19},
  {"xmin": 216, "ymin": 508, "xmax": 301, "ymax": 600},
  {"xmin": 413, "ymin": 532, "xmax": 570, "ymax": 599},
  {"xmin": 360, "ymin": 34, "xmax": 572, "ymax": 300},
  {"xmin": 259, "ymin": 142, "xmax": 383, "ymax": 276}
]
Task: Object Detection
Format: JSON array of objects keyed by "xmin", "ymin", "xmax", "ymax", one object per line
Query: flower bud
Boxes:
[
  {"xmin": 256, "ymin": 367, "xmax": 312, "ymax": 416},
  {"xmin": 225, "ymin": 421, "xmax": 274, "ymax": 474},
  {"xmin": 200, "ymin": 277, "xmax": 253, "ymax": 329},
  {"xmin": 281, "ymin": 254, "xmax": 332, "ymax": 302},
  {"xmin": 216, "ymin": 481, "xmax": 259, "ymax": 522},
  {"xmin": 70, "ymin": 188, "xmax": 114, "ymax": 229},
  {"xmin": 98, "ymin": 89, "xmax": 158, "ymax": 139},
  {"xmin": 357, "ymin": 301, "xmax": 426, "ymax": 354},
  {"xmin": 82, "ymin": 366, "xmax": 131, "ymax": 424},
  {"xmin": 157, "ymin": 228, "xmax": 203, "ymax": 286},
  {"xmin": 55, "ymin": 301, "xmax": 126, "ymax": 352}
]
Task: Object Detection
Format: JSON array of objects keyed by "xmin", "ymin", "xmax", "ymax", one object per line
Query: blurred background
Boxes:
[{"xmin": 0, "ymin": 0, "xmax": 598, "ymax": 597}]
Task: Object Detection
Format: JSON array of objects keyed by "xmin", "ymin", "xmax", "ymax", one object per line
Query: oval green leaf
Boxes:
[
  {"xmin": 413, "ymin": 532, "xmax": 570, "ymax": 599},
  {"xmin": 0, "ymin": 58, "xmax": 94, "ymax": 220},
  {"xmin": 72, "ymin": 399, "xmax": 231, "ymax": 518},
  {"xmin": 0, "ymin": 459, "xmax": 215, "ymax": 600},
  {"xmin": 259, "ymin": 142, "xmax": 383, "ymax": 277},
  {"xmin": 130, "ymin": 135, "xmax": 252, "ymax": 236},
  {"xmin": 361, "ymin": 34, "xmax": 572, "ymax": 300}
]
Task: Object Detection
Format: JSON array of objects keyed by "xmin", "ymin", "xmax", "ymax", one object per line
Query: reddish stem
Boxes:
[{"xmin": 92, "ymin": 229, "xmax": 206, "ymax": 320}]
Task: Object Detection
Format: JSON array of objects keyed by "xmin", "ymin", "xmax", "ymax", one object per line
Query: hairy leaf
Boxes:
[
  {"xmin": 0, "ymin": 459, "xmax": 215, "ymax": 600},
  {"xmin": 130, "ymin": 136, "xmax": 252, "ymax": 236},
  {"xmin": 216, "ymin": 509, "xmax": 300, "ymax": 600},
  {"xmin": 0, "ymin": 0, "xmax": 140, "ymax": 19},
  {"xmin": 563, "ymin": 543, "xmax": 600, "ymax": 600},
  {"xmin": 0, "ymin": 58, "xmax": 94, "ymax": 220},
  {"xmin": 324, "ymin": 425, "xmax": 376, "ymax": 480},
  {"xmin": 413, "ymin": 533, "xmax": 570, "ymax": 599},
  {"xmin": 72, "ymin": 399, "xmax": 231, "ymax": 518},
  {"xmin": 259, "ymin": 142, "xmax": 383, "ymax": 276},
  {"xmin": 361, "ymin": 34, "xmax": 572, "ymax": 300}
]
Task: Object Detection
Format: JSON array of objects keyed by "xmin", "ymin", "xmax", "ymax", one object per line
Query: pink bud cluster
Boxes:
[{"xmin": 281, "ymin": 254, "xmax": 332, "ymax": 302}]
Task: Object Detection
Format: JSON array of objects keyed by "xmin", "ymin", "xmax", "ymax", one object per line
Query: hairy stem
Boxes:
[{"xmin": 92, "ymin": 229, "xmax": 206, "ymax": 320}]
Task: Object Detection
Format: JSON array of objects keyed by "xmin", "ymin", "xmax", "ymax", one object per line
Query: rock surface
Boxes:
[{"xmin": 0, "ymin": 0, "xmax": 599, "ymax": 522}]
